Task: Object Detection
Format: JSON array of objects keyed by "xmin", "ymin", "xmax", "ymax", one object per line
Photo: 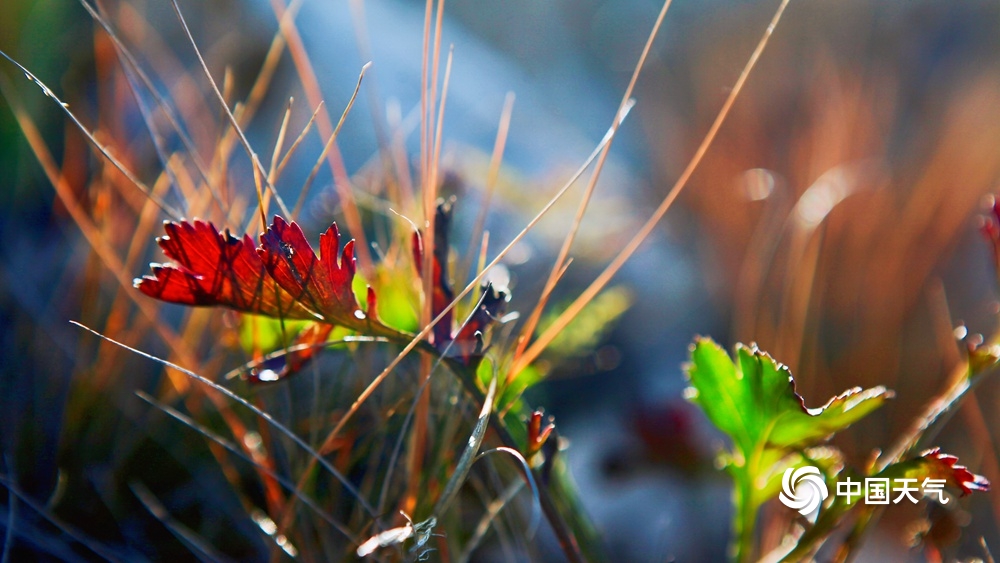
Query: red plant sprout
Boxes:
[{"xmin": 919, "ymin": 448, "xmax": 991, "ymax": 496}]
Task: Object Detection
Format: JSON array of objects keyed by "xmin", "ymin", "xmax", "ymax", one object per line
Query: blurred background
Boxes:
[{"xmin": 3, "ymin": 0, "xmax": 1000, "ymax": 561}]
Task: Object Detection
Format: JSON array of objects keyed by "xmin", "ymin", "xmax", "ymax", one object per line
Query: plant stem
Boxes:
[
  {"xmin": 446, "ymin": 358, "xmax": 603, "ymax": 562},
  {"xmin": 776, "ymin": 501, "xmax": 846, "ymax": 562},
  {"xmin": 732, "ymin": 470, "xmax": 758, "ymax": 563}
]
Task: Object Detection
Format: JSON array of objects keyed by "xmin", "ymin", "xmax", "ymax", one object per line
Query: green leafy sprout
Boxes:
[{"xmin": 685, "ymin": 337, "xmax": 993, "ymax": 562}]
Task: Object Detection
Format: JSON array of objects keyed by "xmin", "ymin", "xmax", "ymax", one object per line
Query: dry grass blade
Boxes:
[
  {"xmin": 410, "ymin": 42, "xmax": 454, "ymax": 518},
  {"xmin": 476, "ymin": 232, "xmax": 491, "ymax": 282},
  {"xmin": 512, "ymin": 0, "xmax": 673, "ymax": 375},
  {"xmin": 511, "ymin": 0, "xmax": 793, "ymax": 377},
  {"xmin": 426, "ymin": 0, "xmax": 446, "ymax": 187},
  {"xmin": 242, "ymin": 0, "xmax": 301, "ymax": 127},
  {"xmin": 169, "ymin": 0, "xmax": 292, "ymax": 218},
  {"xmin": 430, "ymin": 45, "xmax": 454, "ymax": 204},
  {"xmin": 274, "ymin": 101, "xmax": 324, "ymax": 184},
  {"xmin": 418, "ymin": 1, "xmax": 448, "ymax": 339},
  {"xmin": 69, "ymin": 321, "xmax": 377, "ymax": 517},
  {"xmin": 133, "ymin": 392, "xmax": 357, "ymax": 542},
  {"xmin": 252, "ymin": 154, "xmax": 269, "ymax": 232},
  {"xmin": 293, "ymin": 62, "xmax": 371, "ymax": 219},
  {"xmin": 473, "ymin": 447, "xmax": 541, "ymax": 542},
  {"xmin": 419, "ymin": 0, "xmax": 433, "ymax": 211},
  {"xmin": 346, "ymin": 0, "xmax": 392, "ymax": 155},
  {"xmin": 130, "ymin": 481, "xmax": 236, "ymax": 562},
  {"xmin": 268, "ymin": 97, "xmax": 294, "ymax": 184},
  {"xmin": 462, "ymin": 92, "xmax": 515, "ymax": 283},
  {"xmin": 982, "ymin": 537, "xmax": 996, "ymax": 563},
  {"xmin": 457, "ymin": 480, "xmax": 525, "ymax": 563},
  {"xmin": 0, "ymin": 475, "xmax": 122, "ymax": 562},
  {"xmin": 77, "ymin": 0, "xmax": 225, "ymax": 212},
  {"xmin": 0, "ymin": 49, "xmax": 182, "ymax": 219},
  {"xmin": 268, "ymin": 0, "xmax": 374, "ymax": 275},
  {"xmin": 433, "ymin": 373, "xmax": 497, "ymax": 517}
]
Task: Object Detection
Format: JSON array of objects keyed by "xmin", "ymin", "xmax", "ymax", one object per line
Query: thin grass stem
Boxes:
[
  {"xmin": 511, "ymin": 0, "xmax": 673, "ymax": 377},
  {"xmin": 0, "ymin": 50, "xmax": 182, "ymax": 219},
  {"xmin": 512, "ymin": 0, "xmax": 793, "ymax": 377},
  {"xmin": 70, "ymin": 321, "xmax": 377, "ymax": 518},
  {"xmin": 134, "ymin": 391, "xmax": 357, "ymax": 542},
  {"xmin": 169, "ymin": 0, "xmax": 292, "ymax": 218},
  {"xmin": 292, "ymin": 63, "xmax": 370, "ymax": 220},
  {"xmin": 267, "ymin": 0, "xmax": 374, "ymax": 275}
]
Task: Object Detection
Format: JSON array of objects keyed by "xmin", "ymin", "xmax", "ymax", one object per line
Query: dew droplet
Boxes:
[{"xmin": 257, "ymin": 369, "xmax": 280, "ymax": 382}]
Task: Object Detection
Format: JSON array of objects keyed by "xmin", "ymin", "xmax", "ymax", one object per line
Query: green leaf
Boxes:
[
  {"xmin": 769, "ymin": 385, "xmax": 892, "ymax": 448},
  {"xmin": 238, "ymin": 314, "xmax": 311, "ymax": 353},
  {"xmin": 540, "ymin": 286, "xmax": 631, "ymax": 357},
  {"xmin": 685, "ymin": 338, "xmax": 892, "ymax": 453},
  {"xmin": 361, "ymin": 264, "xmax": 420, "ymax": 334},
  {"xmin": 499, "ymin": 364, "xmax": 546, "ymax": 412},
  {"xmin": 685, "ymin": 337, "xmax": 754, "ymax": 453},
  {"xmin": 685, "ymin": 337, "xmax": 892, "ymax": 562}
]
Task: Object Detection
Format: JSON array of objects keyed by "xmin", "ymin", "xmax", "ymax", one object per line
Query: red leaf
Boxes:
[
  {"xmin": 257, "ymin": 216, "xmax": 399, "ymax": 338},
  {"xmin": 245, "ymin": 322, "xmax": 335, "ymax": 383},
  {"xmin": 412, "ymin": 229, "xmax": 453, "ymax": 346},
  {"xmin": 259, "ymin": 218, "xmax": 355, "ymax": 320},
  {"xmin": 452, "ymin": 283, "xmax": 509, "ymax": 363},
  {"xmin": 411, "ymin": 200, "xmax": 509, "ymax": 364},
  {"xmin": 134, "ymin": 220, "xmax": 314, "ymax": 319},
  {"xmin": 920, "ymin": 448, "xmax": 991, "ymax": 496},
  {"xmin": 136, "ymin": 217, "xmax": 404, "ymax": 342},
  {"xmin": 527, "ymin": 409, "xmax": 555, "ymax": 456},
  {"xmin": 879, "ymin": 447, "xmax": 990, "ymax": 497}
]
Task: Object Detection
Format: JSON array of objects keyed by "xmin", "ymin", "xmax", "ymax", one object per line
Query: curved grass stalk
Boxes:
[
  {"xmin": 0, "ymin": 49, "xmax": 182, "ymax": 219},
  {"xmin": 457, "ymin": 480, "xmax": 526, "ymax": 563},
  {"xmin": 70, "ymin": 321, "xmax": 378, "ymax": 518},
  {"xmin": 133, "ymin": 391, "xmax": 358, "ymax": 543},
  {"xmin": 293, "ymin": 63, "xmax": 370, "ymax": 220}
]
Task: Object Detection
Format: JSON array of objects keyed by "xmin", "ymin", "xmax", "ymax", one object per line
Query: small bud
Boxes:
[
  {"xmin": 956, "ymin": 326, "xmax": 1000, "ymax": 376},
  {"xmin": 969, "ymin": 341, "xmax": 1000, "ymax": 376},
  {"xmin": 527, "ymin": 409, "xmax": 555, "ymax": 457},
  {"xmin": 980, "ymin": 196, "xmax": 1000, "ymax": 283}
]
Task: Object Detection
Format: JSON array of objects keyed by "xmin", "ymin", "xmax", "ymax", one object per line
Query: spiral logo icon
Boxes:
[{"xmin": 779, "ymin": 466, "xmax": 828, "ymax": 517}]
